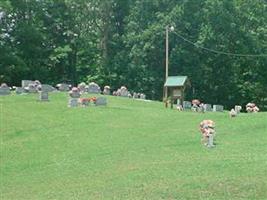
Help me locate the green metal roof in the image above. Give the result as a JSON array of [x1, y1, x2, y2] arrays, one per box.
[[164, 76, 188, 87]]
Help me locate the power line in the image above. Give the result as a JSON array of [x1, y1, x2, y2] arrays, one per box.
[[173, 31, 267, 58]]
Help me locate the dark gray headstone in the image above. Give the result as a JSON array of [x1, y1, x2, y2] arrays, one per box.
[[68, 98, 78, 107], [39, 91, 49, 101], [213, 105, 224, 112], [0, 87, 10, 95], [183, 101, 192, 109], [41, 84, 56, 92], [15, 87, 25, 94], [57, 83, 70, 91], [95, 97, 107, 106]]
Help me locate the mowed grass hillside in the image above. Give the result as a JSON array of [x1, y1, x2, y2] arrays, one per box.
[[1, 93, 267, 200]]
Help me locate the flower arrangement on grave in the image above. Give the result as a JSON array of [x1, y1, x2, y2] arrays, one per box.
[[199, 119, 216, 148], [246, 103, 259, 113]]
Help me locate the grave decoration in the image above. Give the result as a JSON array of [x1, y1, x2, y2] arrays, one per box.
[[199, 120, 216, 148], [246, 103, 259, 113], [191, 99, 200, 112], [78, 97, 96, 107]]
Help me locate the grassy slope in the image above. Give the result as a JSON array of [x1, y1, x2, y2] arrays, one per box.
[[0, 93, 267, 200]]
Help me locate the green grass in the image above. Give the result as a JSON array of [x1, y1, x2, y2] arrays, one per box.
[[1, 93, 267, 200]]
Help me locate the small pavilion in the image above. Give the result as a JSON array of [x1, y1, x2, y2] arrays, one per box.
[[164, 76, 190, 108]]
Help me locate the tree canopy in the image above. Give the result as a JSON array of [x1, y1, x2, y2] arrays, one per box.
[[0, 0, 266, 109]]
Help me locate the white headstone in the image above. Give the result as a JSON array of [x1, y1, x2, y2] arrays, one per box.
[[213, 105, 224, 112], [103, 86, 110, 95]]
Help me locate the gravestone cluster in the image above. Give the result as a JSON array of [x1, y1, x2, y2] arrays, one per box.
[[68, 87, 81, 107], [180, 99, 224, 113], [132, 92, 146, 100]]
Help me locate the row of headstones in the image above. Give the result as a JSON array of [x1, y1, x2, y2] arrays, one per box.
[[1, 81, 147, 101], [112, 86, 146, 99], [68, 88, 107, 107], [183, 101, 224, 112]]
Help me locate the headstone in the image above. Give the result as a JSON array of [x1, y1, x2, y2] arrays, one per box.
[[0, 83, 10, 95], [25, 83, 38, 93], [95, 97, 107, 106], [41, 84, 56, 92], [69, 87, 81, 98], [39, 91, 49, 101], [87, 82, 101, 94], [56, 83, 70, 91], [22, 80, 34, 88], [68, 98, 78, 107], [15, 87, 24, 94], [213, 105, 224, 112], [78, 82, 87, 93], [183, 101, 192, 109], [234, 105, 242, 114], [0, 87, 10, 95], [103, 86, 111, 95], [120, 86, 129, 97], [133, 92, 139, 99], [140, 93, 146, 99], [68, 87, 81, 107], [204, 104, 212, 112]]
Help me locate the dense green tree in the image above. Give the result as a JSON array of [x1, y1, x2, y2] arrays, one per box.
[[0, 0, 266, 109]]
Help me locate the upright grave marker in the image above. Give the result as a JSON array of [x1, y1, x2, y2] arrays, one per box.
[[213, 105, 224, 112], [68, 87, 81, 107], [0, 83, 10, 95]]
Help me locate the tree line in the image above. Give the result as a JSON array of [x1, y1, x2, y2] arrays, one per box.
[[0, 0, 266, 109]]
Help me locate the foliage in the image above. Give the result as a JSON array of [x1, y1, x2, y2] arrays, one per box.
[[0, 0, 266, 109]]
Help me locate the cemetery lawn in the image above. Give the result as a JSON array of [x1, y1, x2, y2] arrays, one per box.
[[1, 93, 267, 200]]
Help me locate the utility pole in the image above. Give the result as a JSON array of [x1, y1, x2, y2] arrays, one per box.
[[164, 25, 174, 100]]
